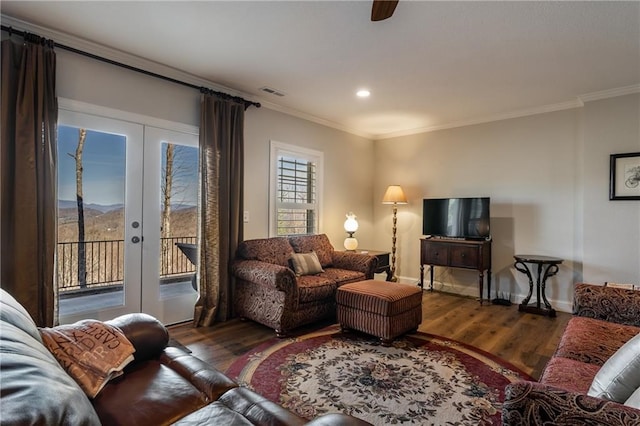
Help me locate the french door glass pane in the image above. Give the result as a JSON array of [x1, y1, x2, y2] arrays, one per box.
[[57, 125, 126, 315], [159, 142, 199, 300]]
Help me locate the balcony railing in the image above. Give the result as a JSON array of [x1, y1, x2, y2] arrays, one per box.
[[57, 236, 196, 293]]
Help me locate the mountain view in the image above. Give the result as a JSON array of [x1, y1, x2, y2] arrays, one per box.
[[58, 202, 197, 242]]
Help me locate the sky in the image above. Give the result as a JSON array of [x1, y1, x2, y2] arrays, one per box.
[[58, 125, 198, 207]]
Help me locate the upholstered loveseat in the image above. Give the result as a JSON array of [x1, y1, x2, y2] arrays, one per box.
[[502, 283, 640, 424], [0, 288, 370, 425], [232, 234, 377, 337]]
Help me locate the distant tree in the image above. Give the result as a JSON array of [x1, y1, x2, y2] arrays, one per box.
[[161, 143, 194, 274], [68, 129, 87, 288], [161, 143, 174, 239]]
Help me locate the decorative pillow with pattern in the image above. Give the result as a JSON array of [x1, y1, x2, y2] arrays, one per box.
[[290, 251, 324, 276]]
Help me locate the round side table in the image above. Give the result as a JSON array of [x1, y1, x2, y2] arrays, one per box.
[[514, 254, 563, 317]]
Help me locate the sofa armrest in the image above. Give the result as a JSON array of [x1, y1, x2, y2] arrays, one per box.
[[574, 283, 640, 327], [232, 259, 297, 293], [331, 251, 377, 278], [503, 381, 640, 425], [106, 313, 168, 362]]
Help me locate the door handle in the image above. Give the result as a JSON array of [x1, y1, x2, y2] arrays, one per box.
[[131, 236, 141, 244]]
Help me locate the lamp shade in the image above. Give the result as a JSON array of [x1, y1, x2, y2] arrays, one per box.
[[382, 185, 408, 204], [343, 212, 359, 250], [344, 212, 359, 233]]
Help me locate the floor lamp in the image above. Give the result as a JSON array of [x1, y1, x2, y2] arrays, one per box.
[[382, 185, 408, 282]]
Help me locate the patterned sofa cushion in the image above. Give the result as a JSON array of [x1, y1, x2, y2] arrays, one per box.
[[539, 357, 600, 393], [296, 275, 338, 303], [237, 237, 294, 267], [320, 268, 366, 286], [574, 283, 640, 327], [555, 316, 640, 366], [288, 234, 334, 268]]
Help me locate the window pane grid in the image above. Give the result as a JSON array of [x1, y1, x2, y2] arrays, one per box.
[[277, 157, 316, 205], [276, 155, 317, 236], [277, 208, 316, 235]]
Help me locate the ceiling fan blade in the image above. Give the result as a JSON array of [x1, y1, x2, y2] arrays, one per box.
[[371, 0, 399, 21]]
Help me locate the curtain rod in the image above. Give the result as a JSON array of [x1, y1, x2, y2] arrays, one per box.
[[1, 24, 261, 110]]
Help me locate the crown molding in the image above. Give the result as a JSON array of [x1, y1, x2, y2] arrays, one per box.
[[256, 99, 375, 140], [373, 99, 584, 140], [374, 84, 640, 140], [579, 84, 640, 103]]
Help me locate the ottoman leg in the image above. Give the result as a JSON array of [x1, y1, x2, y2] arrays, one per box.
[[381, 338, 392, 347]]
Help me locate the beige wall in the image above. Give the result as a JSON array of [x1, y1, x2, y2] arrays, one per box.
[[582, 94, 640, 284], [373, 94, 639, 311]]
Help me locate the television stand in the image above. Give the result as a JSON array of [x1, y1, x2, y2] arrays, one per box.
[[419, 238, 492, 304]]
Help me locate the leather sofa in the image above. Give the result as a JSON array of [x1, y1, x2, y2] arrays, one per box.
[[232, 234, 377, 337], [502, 283, 640, 424], [0, 288, 370, 425]]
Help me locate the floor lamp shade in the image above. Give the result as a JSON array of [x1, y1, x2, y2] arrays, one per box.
[[382, 185, 407, 281], [382, 185, 408, 205]]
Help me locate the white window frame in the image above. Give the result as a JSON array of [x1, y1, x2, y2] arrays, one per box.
[[269, 141, 323, 237]]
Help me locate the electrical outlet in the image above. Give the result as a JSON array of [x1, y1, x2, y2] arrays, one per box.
[[243, 211, 249, 223]]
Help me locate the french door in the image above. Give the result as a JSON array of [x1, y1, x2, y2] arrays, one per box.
[[57, 107, 199, 325]]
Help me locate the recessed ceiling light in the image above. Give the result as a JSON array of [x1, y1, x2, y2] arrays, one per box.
[[356, 89, 371, 98]]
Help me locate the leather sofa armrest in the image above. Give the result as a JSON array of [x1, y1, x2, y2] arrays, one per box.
[[331, 251, 377, 278], [106, 313, 168, 362], [305, 413, 372, 425], [160, 347, 237, 400], [574, 283, 640, 327], [231, 259, 297, 293], [503, 381, 640, 425]]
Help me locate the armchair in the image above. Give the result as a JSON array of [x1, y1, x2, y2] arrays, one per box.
[[232, 234, 376, 336]]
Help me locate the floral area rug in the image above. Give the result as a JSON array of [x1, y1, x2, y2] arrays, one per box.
[[226, 325, 532, 425]]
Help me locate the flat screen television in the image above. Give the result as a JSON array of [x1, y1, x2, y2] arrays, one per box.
[[422, 197, 490, 240]]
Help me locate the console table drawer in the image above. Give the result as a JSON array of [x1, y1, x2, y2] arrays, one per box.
[[450, 245, 479, 268], [422, 244, 449, 264]]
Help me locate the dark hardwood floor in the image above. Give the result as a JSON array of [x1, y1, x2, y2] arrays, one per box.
[[168, 290, 571, 380]]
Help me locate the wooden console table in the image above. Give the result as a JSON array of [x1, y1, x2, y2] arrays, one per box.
[[419, 238, 492, 304]]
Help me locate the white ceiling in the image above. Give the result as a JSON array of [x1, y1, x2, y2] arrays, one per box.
[[1, 1, 639, 139]]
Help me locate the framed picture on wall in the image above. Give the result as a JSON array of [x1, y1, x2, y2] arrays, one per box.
[[610, 152, 640, 200]]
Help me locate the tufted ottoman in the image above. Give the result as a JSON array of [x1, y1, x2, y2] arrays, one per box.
[[336, 280, 422, 346]]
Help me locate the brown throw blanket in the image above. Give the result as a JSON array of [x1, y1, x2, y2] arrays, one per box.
[[40, 320, 135, 398]]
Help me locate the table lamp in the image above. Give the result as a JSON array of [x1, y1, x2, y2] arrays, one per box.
[[343, 212, 359, 250]]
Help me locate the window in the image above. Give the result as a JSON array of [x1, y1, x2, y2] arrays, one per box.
[[270, 141, 323, 236]]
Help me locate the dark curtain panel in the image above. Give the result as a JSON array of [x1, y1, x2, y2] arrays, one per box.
[[194, 93, 244, 327], [1, 38, 58, 326]]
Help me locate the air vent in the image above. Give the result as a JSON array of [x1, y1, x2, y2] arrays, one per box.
[[260, 86, 286, 97]]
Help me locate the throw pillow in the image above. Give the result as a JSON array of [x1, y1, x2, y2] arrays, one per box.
[[588, 333, 640, 402], [625, 387, 640, 409], [40, 320, 136, 398], [290, 251, 324, 276]]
